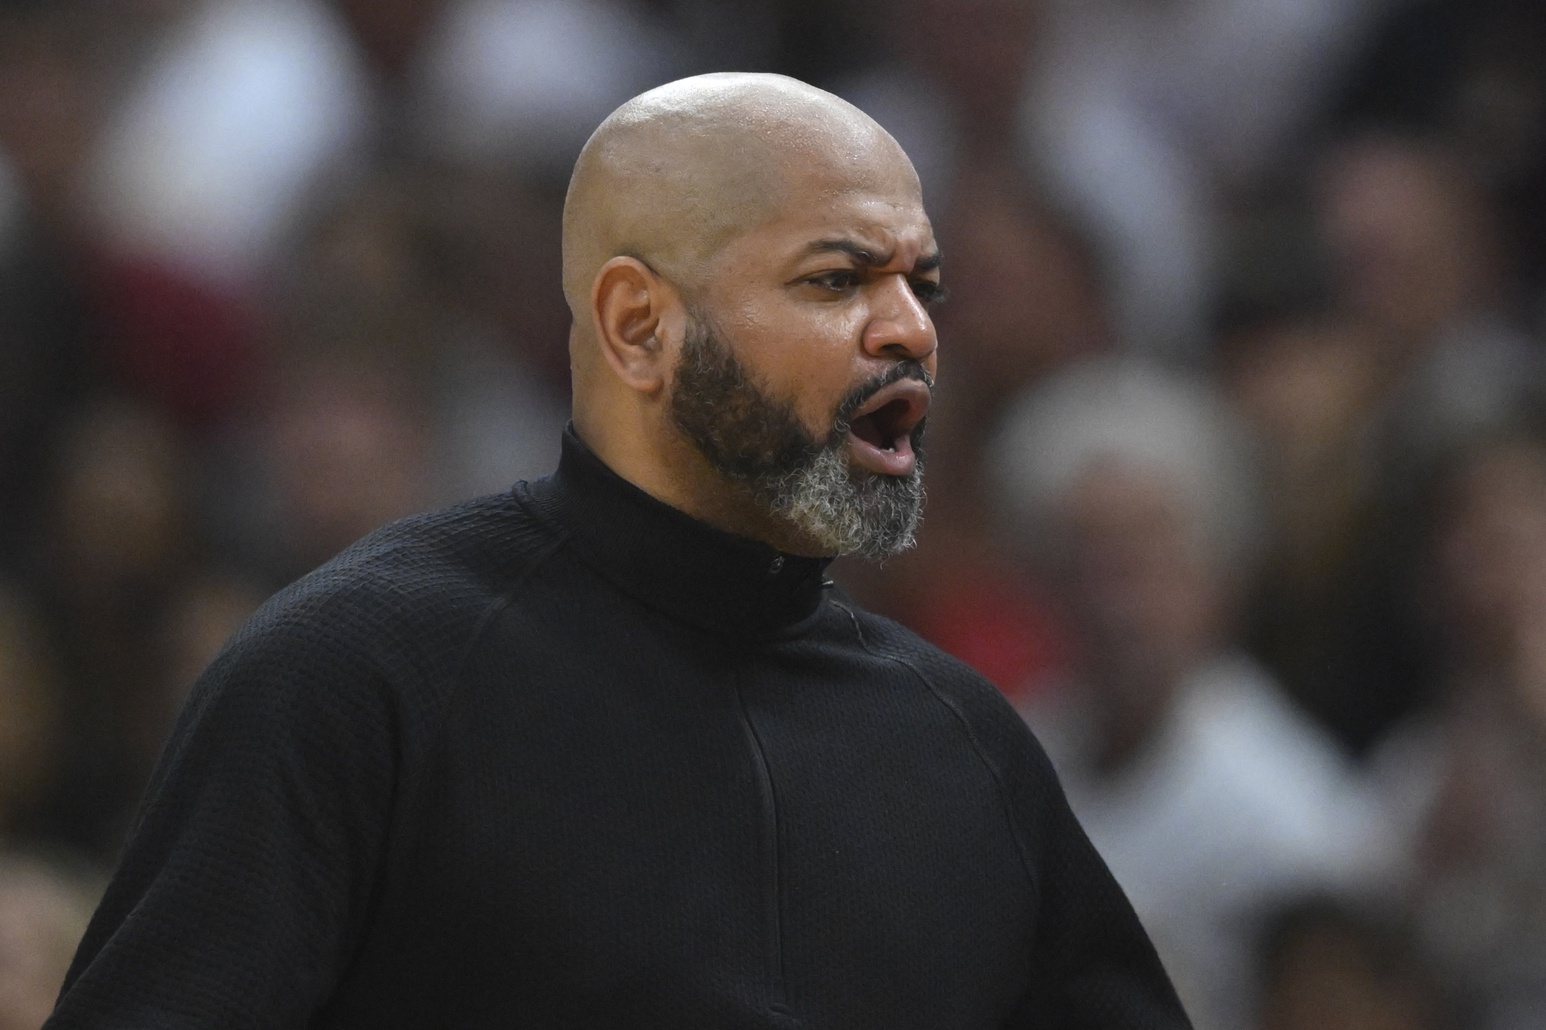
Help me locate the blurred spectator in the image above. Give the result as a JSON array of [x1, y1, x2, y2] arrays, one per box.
[[347, 162, 572, 495], [407, 0, 673, 170], [120, 570, 265, 781], [0, 2, 111, 230], [930, 162, 1111, 427], [1222, 134, 1542, 754], [1213, 206, 1426, 756], [837, 0, 1045, 208], [86, 0, 675, 288], [0, 1, 258, 576], [32, 397, 193, 654], [0, 589, 61, 847], [0, 3, 114, 576], [1253, 894, 1454, 1030], [1315, 133, 1539, 476], [1332, 0, 1546, 298], [990, 358, 1387, 1029], [257, 157, 568, 510], [1033, 0, 1396, 196], [0, 854, 98, 1030], [1020, 0, 1395, 360], [25, 396, 201, 857], [637, 0, 784, 75], [216, 349, 438, 589], [845, 0, 1395, 361], [84, 0, 370, 285], [403, 163, 572, 393], [1374, 428, 1546, 1028]]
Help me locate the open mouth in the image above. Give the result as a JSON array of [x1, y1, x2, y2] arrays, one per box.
[[846, 378, 930, 475]]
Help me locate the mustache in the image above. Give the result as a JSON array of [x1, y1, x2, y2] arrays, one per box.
[[832, 360, 934, 435]]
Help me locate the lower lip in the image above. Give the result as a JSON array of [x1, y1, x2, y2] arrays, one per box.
[[847, 432, 916, 476]]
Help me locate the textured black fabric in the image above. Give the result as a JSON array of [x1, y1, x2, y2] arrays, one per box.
[[46, 431, 1191, 1029]]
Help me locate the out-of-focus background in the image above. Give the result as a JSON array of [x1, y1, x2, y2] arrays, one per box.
[[1, 0, 1544, 1026]]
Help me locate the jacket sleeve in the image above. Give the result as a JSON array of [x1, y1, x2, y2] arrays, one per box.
[[977, 707, 1192, 1029], [852, 611, 1193, 1029], [44, 591, 408, 1030], [1011, 741, 1193, 1028]]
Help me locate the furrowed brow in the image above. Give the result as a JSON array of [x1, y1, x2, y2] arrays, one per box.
[[801, 239, 890, 266], [801, 239, 943, 274]]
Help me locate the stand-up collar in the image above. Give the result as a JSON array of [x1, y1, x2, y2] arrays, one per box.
[[523, 429, 833, 638]]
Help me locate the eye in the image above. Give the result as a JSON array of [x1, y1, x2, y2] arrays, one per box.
[[806, 269, 861, 292], [911, 279, 948, 307]]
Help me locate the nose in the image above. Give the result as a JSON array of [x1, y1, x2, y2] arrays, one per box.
[[861, 274, 937, 364]]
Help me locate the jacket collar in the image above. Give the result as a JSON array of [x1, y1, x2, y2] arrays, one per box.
[[524, 428, 833, 638]]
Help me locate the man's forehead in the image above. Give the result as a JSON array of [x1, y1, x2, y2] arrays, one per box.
[[753, 190, 938, 265], [562, 73, 932, 305]]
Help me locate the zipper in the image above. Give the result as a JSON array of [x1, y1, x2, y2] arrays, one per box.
[[733, 673, 789, 1013]]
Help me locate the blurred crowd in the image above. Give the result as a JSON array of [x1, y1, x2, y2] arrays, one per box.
[[2, 0, 1545, 1026]]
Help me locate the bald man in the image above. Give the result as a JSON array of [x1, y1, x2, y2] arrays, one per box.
[[45, 75, 1189, 1029]]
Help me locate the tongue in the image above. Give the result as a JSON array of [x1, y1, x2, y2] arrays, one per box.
[[847, 424, 915, 475]]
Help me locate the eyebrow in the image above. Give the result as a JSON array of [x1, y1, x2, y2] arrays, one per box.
[[801, 238, 943, 273]]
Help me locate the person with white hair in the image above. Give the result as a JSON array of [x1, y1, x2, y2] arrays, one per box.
[[989, 357, 1390, 1030], [0, 854, 98, 1030]]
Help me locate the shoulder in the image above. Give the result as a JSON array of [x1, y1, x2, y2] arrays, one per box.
[[827, 594, 1055, 774], [246, 492, 555, 661], [188, 491, 562, 737], [828, 595, 995, 691]]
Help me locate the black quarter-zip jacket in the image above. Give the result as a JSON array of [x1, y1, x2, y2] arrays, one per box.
[[46, 431, 1190, 1029]]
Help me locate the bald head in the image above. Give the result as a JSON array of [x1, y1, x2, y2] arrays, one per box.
[[560, 74, 938, 554], [562, 73, 913, 323]]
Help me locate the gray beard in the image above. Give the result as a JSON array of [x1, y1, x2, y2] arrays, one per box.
[[668, 313, 927, 559]]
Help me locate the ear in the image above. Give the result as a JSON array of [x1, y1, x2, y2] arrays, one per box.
[[590, 256, 681, 396]]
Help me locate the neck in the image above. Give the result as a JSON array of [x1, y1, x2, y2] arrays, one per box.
[[572, 414, 824, 557], [529, 430, 834, 638]]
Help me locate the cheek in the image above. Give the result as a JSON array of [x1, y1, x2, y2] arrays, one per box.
[[725, 312, 868, 421]]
